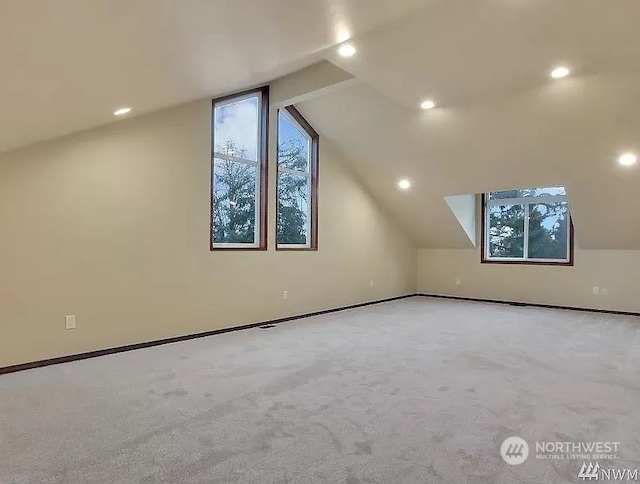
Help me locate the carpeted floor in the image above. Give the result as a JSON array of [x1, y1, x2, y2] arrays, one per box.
[[1, 296, 640, 483]]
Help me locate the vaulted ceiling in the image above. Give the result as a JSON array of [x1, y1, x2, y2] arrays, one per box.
[[0, 0, 427, 152], [2, 0, 640, 249], [299, 0, 640, 249]]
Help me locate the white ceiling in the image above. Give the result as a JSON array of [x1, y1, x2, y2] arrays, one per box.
[[0, 0, 427, 152], [3, 0, 640, 249], [300, 0, 640, 249]]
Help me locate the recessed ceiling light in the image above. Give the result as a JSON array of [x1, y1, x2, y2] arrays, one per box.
[[550, 66, 570, 79], [398, 179, 411, 190], [113, 107, 132, 116], [338, 44, 356, 57], [618, 153, 637, 166], [420, 100, 436, 110]]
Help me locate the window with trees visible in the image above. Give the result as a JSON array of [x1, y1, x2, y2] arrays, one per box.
[[211, 87, 268, 250], [276, 106, 319, 249], [483, 187, 573, 264]]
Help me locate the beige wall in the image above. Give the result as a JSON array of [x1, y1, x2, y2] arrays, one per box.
[[0, 100, 416, 368], [418, 249, 640, 313]]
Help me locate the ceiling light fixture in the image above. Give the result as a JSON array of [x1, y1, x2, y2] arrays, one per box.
[[338, 44, 356, 57], [420, 100, 436, 110], [618, 153, 637, 166], [113, 107, 132, 116], [550, 66, 570, 79], [398, 179, 411, 190]]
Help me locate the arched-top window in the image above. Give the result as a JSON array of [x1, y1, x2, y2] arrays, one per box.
[[276, 106, 319, 250]]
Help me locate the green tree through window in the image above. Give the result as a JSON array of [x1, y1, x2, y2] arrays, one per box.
[[277, 140, 309, 245], [485, 187, 571, 263], [211, 88, 267, 249], [213, 141, 257, 244], [276, 107, 318, 249]]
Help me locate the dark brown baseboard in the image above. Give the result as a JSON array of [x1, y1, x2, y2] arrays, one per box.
[[419, 293, 640, 317], [0, 294, 417, 376]]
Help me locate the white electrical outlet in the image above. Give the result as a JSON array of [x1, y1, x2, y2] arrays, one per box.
[[369, 280, 374, 287], [65, 315, 76, 330], [592, 286, 599, 295], [283, 290, 288, 300], [602, 287, 608, 295], [455, 278, 461, 286]]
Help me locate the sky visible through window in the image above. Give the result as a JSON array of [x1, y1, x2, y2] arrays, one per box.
[[277, 110, 312, 246], [278, 111, 309, 164], [211, 96, 315, 247], [212, 96, 261, 245], [214, 97, 259, 160], [490, 187, 566, 230], [487, 186, 570, 261]]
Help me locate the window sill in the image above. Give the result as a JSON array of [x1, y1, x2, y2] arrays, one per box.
[[210, 246, 267, 251], [481, 258, 573, 267]]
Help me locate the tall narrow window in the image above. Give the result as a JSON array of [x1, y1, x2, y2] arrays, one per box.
[[211, 87, 268, 250], [276, 106, 319, 250], [482, 186, 573, 265]]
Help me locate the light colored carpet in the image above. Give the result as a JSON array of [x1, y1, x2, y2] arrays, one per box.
[[1, 297, 640, 483]]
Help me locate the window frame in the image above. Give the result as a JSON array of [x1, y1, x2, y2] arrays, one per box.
[[210, 86, 269, 251], [481, 192, 574, 266], [275, 105, 319, 251]]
